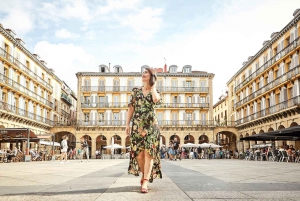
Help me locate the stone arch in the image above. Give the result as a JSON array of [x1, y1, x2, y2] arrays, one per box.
[[217, 131, 237, 151], [184, 134, 195, 144], [246, 133, 250, 137], [259, 130, 264, 134], [112, 135, 122, 154], [96, 135, 107, 151], [170, 135, 180, 143], [198, 135, 209, 143], [239, 134, 243, 139], [278, 125, 285, 130], [268, 127, 274, 132], [290, 122, 298, 127], [252, 131, 256, 135], [82, 134, 92, 158], [0, 125, 5, 128], [55, 131, 76, 150], [160, 135, 166, 146]]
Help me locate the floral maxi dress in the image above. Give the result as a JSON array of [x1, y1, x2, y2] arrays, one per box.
[[128, 87, 162, 182]]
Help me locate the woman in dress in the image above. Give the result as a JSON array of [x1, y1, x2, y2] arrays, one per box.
[[126, 67, 162, 193]]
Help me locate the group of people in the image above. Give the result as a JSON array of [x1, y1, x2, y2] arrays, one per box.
[[0, 147, 18, 162], [59, 135, 90, 164], [244, 144, 300, 162]]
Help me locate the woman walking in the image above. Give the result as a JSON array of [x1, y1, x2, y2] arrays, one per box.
[[126, 67, 162, 193], [59, 135, 68, 164]]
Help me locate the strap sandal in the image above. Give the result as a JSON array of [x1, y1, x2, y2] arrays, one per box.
[[141, 179, 149, 193]]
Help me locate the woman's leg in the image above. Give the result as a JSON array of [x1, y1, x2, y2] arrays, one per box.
[[136, 151, 145, 181], [142, 151, 153, 189]]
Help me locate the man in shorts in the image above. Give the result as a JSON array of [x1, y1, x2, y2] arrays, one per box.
[[79, 137, 89, 163], [173, 137, 181, 161]]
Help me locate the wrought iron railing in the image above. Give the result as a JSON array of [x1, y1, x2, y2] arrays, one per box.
[[236, 95, 300, 125], [235, 65, 299, 108], [80, 102, 209, 108], [0, 101, 53, 125], [235, 36, 300, 92], [0, 47, 53, 92], [81, 86, 209, 93], [0, 73, 54, 108]]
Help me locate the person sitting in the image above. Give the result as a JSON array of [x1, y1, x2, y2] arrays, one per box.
[[7, 147, 17, 162]]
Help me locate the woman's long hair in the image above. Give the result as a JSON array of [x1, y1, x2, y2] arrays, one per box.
[[145, 67, 157, 86]]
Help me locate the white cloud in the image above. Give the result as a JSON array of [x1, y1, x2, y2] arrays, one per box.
[[119, 7, 163, 41], [107, 0, 300, 103], [34, 41, 96, 91], [63, 0, 92, 21], [0, 0, 34, 36], [55, 29, 80, 39], [84, 30, 97, 40], [97, 0, 141, 14]]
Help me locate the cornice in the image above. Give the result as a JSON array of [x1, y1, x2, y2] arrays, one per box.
[[76, 72, 215, 78], [227, 13, 300, 85], [0, 26, 62, 83]]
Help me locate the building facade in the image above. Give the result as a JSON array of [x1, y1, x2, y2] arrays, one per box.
[[213, 93, 228, 126], [70, 64, 214, 157], [227, 9, 300, 150], [0, 24, 76, 151]]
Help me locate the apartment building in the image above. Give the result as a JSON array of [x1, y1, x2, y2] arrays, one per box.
[[213, 93, 229, 126], [0, 24, 76, 151], [74, 64, 214, 156], [227, 9, 300, 149]]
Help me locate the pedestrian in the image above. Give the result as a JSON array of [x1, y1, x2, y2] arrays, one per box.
[[73, 148, 77, 159], [160, 146, 165, 159], [79, 137, 89, 163], [59, 135, 68, 164], [168, 141, 174, 161], [126, 67, 162, 193], [173, 137, 181, 161]]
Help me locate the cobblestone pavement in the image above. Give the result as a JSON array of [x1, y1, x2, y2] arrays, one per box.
[[0, 159, 299, 201]]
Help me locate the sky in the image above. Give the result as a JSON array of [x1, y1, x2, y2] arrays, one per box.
[[0, 0, 299, 104]]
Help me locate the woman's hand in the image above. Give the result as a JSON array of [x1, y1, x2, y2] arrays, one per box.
[[125, 125, 131, 136]]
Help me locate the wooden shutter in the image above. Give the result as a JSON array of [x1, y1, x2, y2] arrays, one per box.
[[295, 29, 298, 39], [206, 96, 209, 103], [283, 87, 287, 101], [290, 33, 294, 43], [295, 54, 299, 68], [281, 41, 284, 51], [293, 84, 298, 97]]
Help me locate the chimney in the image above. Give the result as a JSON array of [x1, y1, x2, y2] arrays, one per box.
[[16, 38, 25, 46], [40, 60, 47, 66], [164, 64, 167, 72], [33, 54, 41, 60], [5, 29, 16, 37]]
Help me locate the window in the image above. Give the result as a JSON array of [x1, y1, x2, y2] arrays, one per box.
[[98, 113, 104, 122], [184, 67, 191, 73], [84, 113, 89, 122], [101, 67, 105, 72], [114, 67, 120, 73], [170, 67, 176, 73]]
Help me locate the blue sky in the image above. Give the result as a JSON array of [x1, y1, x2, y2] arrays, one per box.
[[0, 0, 299, 103]]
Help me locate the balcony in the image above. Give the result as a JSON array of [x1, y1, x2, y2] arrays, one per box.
[[0, 101, 53, 126], [236, 95, 300, 126], [61, 93, 72, 105], [53, 120, 217, 127], [0, 47, 53, 92], [235, 36, 300, 92], [235, 65, 299, 108], [61, 109, 70, 118], [81, 102, 209, 109], [0, 73, 54, 108], [81, 86, 209, 93], [156, 103, 209, 109]]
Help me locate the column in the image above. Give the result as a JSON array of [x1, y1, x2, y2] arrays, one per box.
[[91, 137, 96, 159]]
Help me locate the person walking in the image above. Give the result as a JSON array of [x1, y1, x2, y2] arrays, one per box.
[[79, 137, 89, 163], [126, 67, 162, 193], [59, 135, 68, 164], [173, 137, 181, 161]]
